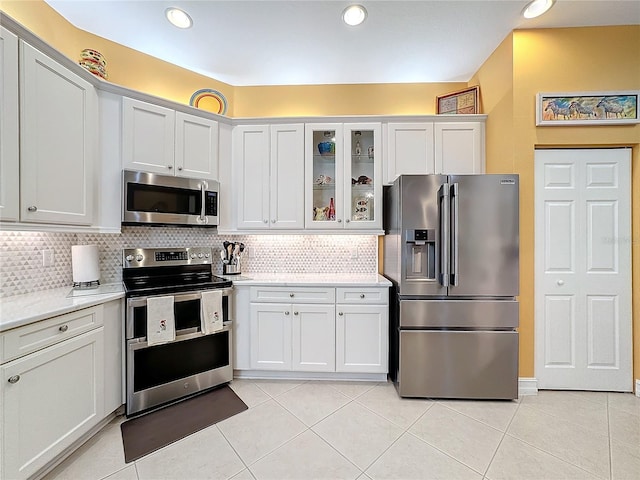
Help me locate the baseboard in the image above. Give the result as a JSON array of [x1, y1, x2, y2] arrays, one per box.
[[636, 379, 640, 397], [233, 369, 387, 382], [518, 377, 538, 396]]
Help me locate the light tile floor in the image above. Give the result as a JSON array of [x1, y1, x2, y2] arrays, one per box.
[[43, 380, 640, 480]]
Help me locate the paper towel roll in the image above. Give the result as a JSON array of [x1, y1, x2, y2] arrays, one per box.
[[71, 245, 100, 283]]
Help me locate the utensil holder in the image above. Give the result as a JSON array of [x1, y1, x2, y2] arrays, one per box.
[[223, 262, 240, 275]]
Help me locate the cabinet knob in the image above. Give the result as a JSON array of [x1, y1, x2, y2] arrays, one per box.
[[178, 166, 183, 171], [8, 375, 20, 384], [345, 219, 350, 223], [272, 220, 276, 223], [167, 165, 173, 170], [27, 206, 37, 212], [337, 219, 342, 223], [557, 280, 565, 286], [59, 325, 69, 333], [360, 294, 365, 299], [294, 311, 299, 315], [289, 293, 294, 297], [264, 220, 268, 223], [284, 311, 290, 315], [338, 312, 343, 316]]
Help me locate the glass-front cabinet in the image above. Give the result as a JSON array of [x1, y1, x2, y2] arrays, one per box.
[[305, 123, 381, 230]]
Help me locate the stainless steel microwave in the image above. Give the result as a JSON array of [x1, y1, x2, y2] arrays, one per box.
[[122, 170, 219, 227]]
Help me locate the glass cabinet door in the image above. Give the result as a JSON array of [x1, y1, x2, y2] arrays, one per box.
[[305, 124, 344, 228], [344, 123, 381, 229]]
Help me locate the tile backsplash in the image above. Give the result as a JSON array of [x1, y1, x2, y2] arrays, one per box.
[[0, 228, 379, 298]]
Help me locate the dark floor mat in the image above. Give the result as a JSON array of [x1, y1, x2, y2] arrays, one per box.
[[120, 385, 248, 463]]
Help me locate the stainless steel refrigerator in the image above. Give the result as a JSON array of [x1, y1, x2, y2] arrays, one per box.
[[383, 174, 519, 399]]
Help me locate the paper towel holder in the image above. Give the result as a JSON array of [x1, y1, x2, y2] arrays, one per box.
[[71, 244, 101, 289]]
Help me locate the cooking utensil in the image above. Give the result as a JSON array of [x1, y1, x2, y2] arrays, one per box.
[[220, 249, 228, 264]]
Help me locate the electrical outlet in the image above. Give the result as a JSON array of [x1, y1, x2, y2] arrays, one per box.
[[246, 246, 254, 258], [350, 247, 358, 259], [42, 249, 54, 267]]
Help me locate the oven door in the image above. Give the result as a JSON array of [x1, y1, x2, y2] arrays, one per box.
[[126, 325, 233, 416]]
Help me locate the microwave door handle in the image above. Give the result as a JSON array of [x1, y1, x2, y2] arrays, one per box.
[[438, 183, 450, 287], [199, 182, 207, 222], [451, 182, 459, 286]]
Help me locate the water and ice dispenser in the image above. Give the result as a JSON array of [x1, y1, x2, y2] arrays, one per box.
[[404, 229, 436, 280]]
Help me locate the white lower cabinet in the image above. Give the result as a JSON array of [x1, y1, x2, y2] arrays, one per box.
[[250, 302, 335, 372], [0, 300, 123, 480], [244, 285, 388, 376], [1, 328, 104, 480]]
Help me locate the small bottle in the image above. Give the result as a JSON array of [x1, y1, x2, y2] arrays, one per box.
[[328, 197, 336, 221]]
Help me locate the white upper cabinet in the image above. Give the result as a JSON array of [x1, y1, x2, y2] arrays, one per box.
[[122, 97, 219, 180], [0, 27, 19, 222], [385, 122, 435, 184], [305, 123, 382, 231], [234, 124, 304, 230], [175, 112, 219, 179], [19, 41, 97, 225], [434, 121, 485, 174]]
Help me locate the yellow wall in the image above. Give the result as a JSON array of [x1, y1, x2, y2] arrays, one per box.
[[473, 25, 640, 384]]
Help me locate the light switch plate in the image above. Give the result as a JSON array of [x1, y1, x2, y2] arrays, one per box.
[[42, 249, 54, 267]]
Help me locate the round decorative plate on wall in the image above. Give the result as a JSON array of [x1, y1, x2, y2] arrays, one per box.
[[189, 89, 228, 115]]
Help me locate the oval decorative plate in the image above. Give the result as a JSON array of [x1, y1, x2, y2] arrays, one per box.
[[189, 88, 228, 115]]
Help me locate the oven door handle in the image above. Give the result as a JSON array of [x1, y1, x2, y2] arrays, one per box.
[[127, 321, 232, 348], [126, 287, 233, 308]]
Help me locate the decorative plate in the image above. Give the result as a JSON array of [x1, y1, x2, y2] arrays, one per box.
[[189, 89, 228, 115]]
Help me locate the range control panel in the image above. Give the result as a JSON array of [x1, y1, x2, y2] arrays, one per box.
[[123, 247, 212, 268]]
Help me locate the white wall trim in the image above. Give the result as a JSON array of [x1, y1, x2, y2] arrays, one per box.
[[635, 379, 640, 397], [519, 377, 538, 396]]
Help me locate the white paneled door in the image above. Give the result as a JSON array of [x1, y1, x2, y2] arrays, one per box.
[[534, 148, 632, 391]]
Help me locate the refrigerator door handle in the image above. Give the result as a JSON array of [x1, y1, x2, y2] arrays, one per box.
[[451, 182, 459, 286], [438, 183, 450, 287]]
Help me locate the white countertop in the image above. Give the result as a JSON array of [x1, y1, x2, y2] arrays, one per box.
[[0, 274, 390, 333], [219, 273, 392, 287], [0, 284, 125, 333]]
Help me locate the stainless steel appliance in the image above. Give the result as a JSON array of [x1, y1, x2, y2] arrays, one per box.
[[122, 170, 219, 227], [383, 174, 519, 399], [123, 247, 233, 416]]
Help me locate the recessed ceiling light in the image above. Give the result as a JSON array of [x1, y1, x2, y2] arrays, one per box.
[[342, 5, 367, 26], [165, 7, 193, 29], [522, 0, 556, 19]]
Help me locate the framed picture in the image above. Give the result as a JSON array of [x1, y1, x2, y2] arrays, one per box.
[[436, 86, 479, 114], [536, 91, 639, 126]]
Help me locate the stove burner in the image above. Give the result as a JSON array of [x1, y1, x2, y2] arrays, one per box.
[[122, 247, 232, 297]]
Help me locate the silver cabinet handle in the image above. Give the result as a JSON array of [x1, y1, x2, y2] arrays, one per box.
[[284, 311, 290, 315], [167, 165, 173, 170], [8, 375, 20, 384], [345, 219, 350, 223], [59, 325, 69, 332], [264, 220, 268, 223], [337, 219, 342, 223], [338, 312, 343, 316], [360, 294, 365, 299], [27, 206, 37, 212], [272, 220, 276, 223], [289, 293, 294, 298], [557, 280, 565, 285], [294, 311, 298, 315], [178, 166, 183, 171]]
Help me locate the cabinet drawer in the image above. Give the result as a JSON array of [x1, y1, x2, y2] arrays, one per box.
[[336, 287, 388, 304], [2, 305, 104, 363], [250, 286, 335, 303]]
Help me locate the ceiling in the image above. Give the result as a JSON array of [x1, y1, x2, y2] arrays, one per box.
[[44, 0, 640, 86]]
